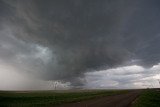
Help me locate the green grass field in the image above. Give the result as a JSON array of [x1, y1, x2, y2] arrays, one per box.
[[132, 89, 160, 107], [0, 90, 128, 107]]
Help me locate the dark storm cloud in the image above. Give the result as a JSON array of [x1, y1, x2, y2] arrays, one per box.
[[1, 0, 160, 86]]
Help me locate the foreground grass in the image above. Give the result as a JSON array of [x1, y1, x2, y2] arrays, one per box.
[[132, 89, 160, 107], [0, 90, 128, 107]]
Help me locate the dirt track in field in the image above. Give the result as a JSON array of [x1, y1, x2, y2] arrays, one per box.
[[55, 90, 141, 107]]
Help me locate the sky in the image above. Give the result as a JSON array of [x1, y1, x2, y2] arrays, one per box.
[[0, 0, 160, 90]]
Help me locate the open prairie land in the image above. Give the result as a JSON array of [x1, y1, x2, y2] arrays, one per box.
[[0, 90, 129, 107], [131, 89, 160, 107], [1, 89, 160, 107]]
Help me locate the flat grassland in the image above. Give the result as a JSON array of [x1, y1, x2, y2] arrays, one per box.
[[0, 90, 128, 107], [132, 89, 160, 107]]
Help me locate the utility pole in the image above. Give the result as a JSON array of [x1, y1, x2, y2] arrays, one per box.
[[54, 81, 57, 90], [158, 79, 160, 85]]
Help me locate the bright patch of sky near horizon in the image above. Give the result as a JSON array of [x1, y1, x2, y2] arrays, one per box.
[[0, 63, 160, 90]]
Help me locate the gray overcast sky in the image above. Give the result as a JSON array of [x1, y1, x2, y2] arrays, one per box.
[[0, 0, 160, 90]]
